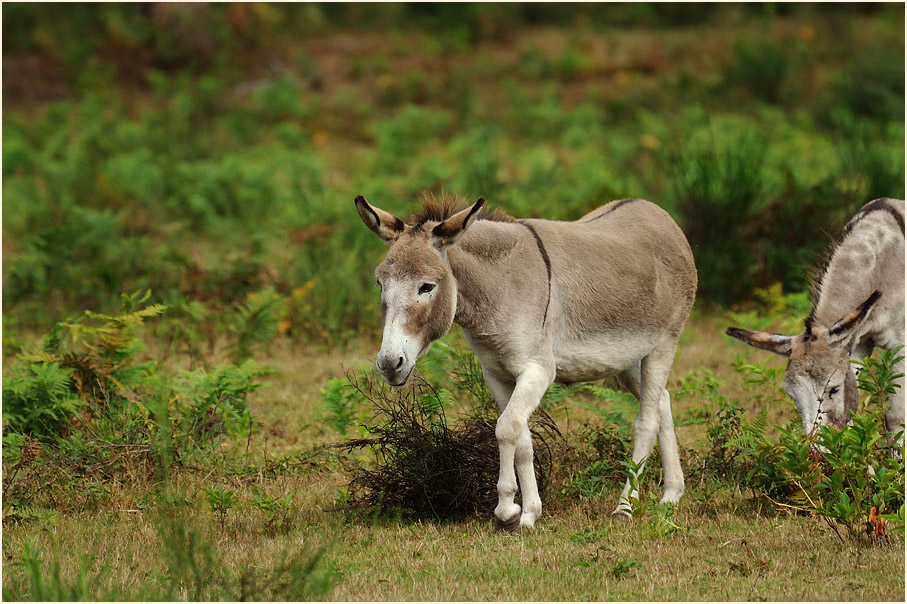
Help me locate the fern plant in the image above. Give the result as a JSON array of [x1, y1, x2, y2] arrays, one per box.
[[227, 287, 286, 363], [727, 404, 771, 452], [3, 291, 165, 439], [2, 292, 274, 521], [2, 362, 83, 438], [320, 377, 361, 437], [170, 360, 266, 455]]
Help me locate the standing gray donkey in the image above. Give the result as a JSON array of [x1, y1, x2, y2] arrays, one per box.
[[727, 198, 905, 450], [356, 194, 697, 529]]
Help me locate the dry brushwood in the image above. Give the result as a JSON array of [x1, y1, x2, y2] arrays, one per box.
[[340, 370, 564, 521]]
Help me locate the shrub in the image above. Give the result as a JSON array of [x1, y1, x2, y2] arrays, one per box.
[[835, 120, 906, 202], [2, 363, 84, 440], [2, 291, 166, 439], [203, 485, 237, 529], [834, 43, 905, 121], [368, 105, 453, 170], [252, 486, 297, 535], [340, 370, 563, 522], [723, 37, 801, 104], [320, 376, 363, 437], [667, 120, 774, 304], [559, 423, 634, 501], [724, 347, 905, 544], [170, 360, 266, 458]]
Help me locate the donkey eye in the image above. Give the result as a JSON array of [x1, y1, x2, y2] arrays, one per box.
[[418, 283, 436, 295], [829, 386, 840, 397]]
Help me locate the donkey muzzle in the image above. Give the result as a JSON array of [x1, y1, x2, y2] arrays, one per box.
[[376, 350, 414, 387]]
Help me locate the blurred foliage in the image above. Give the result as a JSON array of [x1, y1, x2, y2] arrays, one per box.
[[2, 2, 904, 343]]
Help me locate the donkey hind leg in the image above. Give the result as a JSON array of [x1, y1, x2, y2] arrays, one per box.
[[612, 363, 642, 519], [612, 389, 684, 518], [613, 339, 683, 519], [489, 365, 552, 531], [656, 388, 684, 504]]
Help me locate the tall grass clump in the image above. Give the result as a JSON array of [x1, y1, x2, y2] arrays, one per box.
[[723, 37, 801, 105], [2, 511, 333, 601], [834, 119, 906, 203], [833, 43, 905, 122]]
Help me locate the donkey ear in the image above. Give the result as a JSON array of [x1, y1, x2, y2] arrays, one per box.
[[430, 197, 486, 250], [827, 290, 881, 349], [725, 327, 795, 356], [355, 195, 407, 243]]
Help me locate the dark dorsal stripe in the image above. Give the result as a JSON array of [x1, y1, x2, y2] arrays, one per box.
[[582, 198, 640, 223], [518, 221, 551, 327], [858, 198, 905, 235], [807, 199, 904, 328]]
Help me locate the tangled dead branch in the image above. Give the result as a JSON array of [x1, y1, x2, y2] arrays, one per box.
[[341, 370, 564, 521]]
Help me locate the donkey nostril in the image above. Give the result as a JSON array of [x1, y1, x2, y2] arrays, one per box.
[[396, 356, 404, 369]]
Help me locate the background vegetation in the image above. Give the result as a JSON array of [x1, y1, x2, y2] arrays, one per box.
[[3, 3, 904, 601]]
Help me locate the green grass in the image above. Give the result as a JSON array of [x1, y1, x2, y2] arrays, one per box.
[[3, 459, 904, 602], [3, 4, 905, 601], [3, 316, 904, 601]]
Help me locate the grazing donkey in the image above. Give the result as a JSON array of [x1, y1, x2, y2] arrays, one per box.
[[356, 194, 697, 529], [726, 198, 905, 450]]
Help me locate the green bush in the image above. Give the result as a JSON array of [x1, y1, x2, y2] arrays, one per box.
[[3, 363, 84, 440], [667, 121, 774, 304], [723, 37, 802, 104], [834, 43, 905, 121], [724, 348, 905, 544]]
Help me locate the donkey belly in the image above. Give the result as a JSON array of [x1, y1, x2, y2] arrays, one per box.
[[553, 333, 658, 384]]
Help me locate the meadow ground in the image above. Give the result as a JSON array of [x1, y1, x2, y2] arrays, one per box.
[[3, 314, 905, 601], [3, 4, 904, 601]]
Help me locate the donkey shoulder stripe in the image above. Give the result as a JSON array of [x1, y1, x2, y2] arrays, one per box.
[[517, 220, 552, 327]]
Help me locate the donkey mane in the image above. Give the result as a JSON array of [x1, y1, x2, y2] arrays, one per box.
[[410, 193, 515, 228], [806, 198, 905, 330]]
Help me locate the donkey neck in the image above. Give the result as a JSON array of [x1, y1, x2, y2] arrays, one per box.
[[446, 220, 542, 334], [809, 207, 902, 330]]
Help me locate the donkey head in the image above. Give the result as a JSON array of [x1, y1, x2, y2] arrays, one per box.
[[726, 291, 881, 435], [355, 195, 485, 386]]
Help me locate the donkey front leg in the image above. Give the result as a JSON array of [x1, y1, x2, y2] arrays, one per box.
[[491, 364, 553, 531]]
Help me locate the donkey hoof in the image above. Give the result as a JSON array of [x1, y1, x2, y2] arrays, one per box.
[[611, 509, 633, 523], [519, 514, 537, 530], [659, 491, 683, 506], [494, 514, 521, 533]]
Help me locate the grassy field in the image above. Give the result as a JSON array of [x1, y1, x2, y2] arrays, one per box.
[[2, 4, 905, 601], [2, 317, 904, 601], [3, 312, 904, 601]]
